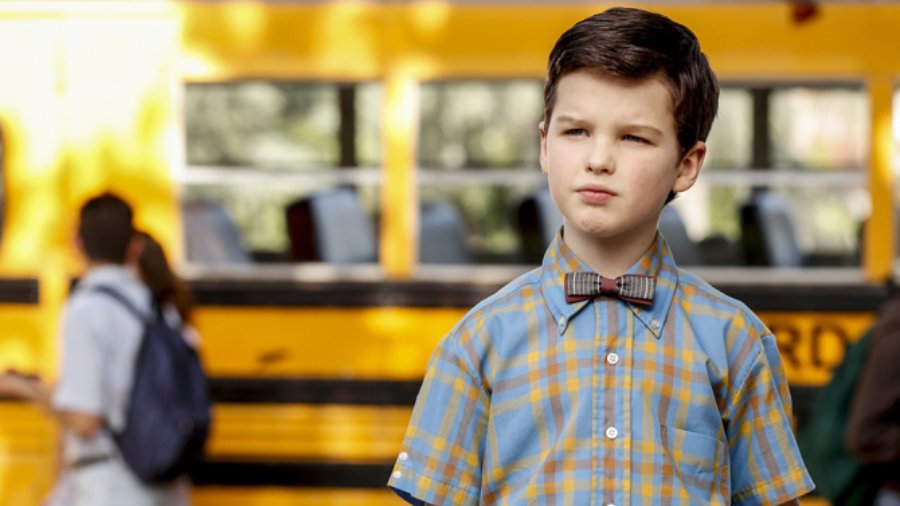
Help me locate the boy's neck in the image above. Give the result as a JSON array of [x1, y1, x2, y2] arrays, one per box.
[[562, 226, 657, 278], [85, 260, 135, 274]]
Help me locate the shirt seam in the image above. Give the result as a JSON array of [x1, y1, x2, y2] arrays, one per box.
[[721, 341, 764, 423], [447, 333, 489, 398], [731, 466, 813, 505], [392, 467, 481, 505]]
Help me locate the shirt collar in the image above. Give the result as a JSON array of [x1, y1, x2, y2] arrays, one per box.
[[539, 228, 679, 338], [77, 264, 141, 290]]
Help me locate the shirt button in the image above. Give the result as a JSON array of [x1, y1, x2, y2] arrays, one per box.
[[605, 426, 618, 440], [398, 452, 408, 462], [606, 353, 619, 365], [651, 319, 661, 329], [558, 316, 566, 326], [391, 470, 402, 480]]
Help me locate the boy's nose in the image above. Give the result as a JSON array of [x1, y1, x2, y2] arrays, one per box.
[[586, 140, 614, 174]]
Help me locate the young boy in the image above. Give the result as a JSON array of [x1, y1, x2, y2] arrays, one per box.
[[388, 7, 814, 506]]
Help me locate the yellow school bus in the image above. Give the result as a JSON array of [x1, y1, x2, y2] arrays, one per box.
[[0, 1, 896, 504]]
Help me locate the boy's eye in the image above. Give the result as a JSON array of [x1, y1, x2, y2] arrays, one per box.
[[623, 134, 649, 144], [563, 128, 587, 136]]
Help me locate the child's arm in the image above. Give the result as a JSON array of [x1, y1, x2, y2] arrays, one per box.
[[388, 335, 490, 506], [0, 371, 104, 438], [0, 371, 44, 400], [726, 333, 815, 505]]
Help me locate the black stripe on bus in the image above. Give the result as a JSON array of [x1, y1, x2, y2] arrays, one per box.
[[189, 279, 500, 308], [191, 459, 392, 488], [189, 278, 891, 312], [718, 283, 891, 313], [0, 277, 39, 304], [209, 377, 421, 406]]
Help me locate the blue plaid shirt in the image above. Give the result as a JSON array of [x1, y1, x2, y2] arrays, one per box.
[[389, 232, 814, 505]]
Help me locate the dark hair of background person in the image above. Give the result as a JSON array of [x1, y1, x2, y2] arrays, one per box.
[[543, 7, 720, 156], [138, 231, 194, 325], [78, 192, 134, 264]]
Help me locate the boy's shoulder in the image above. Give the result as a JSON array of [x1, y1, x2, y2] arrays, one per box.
[[468, 266, 543, 318], [443, 267, 543, 338], [674, 267, 769, 335]]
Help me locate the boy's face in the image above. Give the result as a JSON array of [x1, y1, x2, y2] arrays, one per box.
[[539, 70, 705, 249]]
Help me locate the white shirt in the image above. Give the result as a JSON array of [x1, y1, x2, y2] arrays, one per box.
[[52, 265, 151, 465]]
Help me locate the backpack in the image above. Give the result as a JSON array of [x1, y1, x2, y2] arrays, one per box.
[[796, 327, 886, 506], [93, 286, 212, 483]]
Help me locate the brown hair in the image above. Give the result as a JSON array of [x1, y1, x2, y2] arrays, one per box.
[[543, 7, 719, 154], [137, 231, 194, 324]]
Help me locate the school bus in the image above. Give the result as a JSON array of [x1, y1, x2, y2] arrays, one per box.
[[0, 1, 896, 504]]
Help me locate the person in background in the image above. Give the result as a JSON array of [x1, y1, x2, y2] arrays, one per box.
[[388, 7, 813, 505], [0, 192, 188, 505], [136, 230, 199, 348], [134, 230, 198, 505], [847, 290, 900, 506]]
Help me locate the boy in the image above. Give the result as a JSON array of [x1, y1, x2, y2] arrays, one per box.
[[388, 7, 814, 506]]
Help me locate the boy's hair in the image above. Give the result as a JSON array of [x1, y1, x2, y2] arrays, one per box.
[[543, 7, 719, 154], [78, 192, 134, 264]]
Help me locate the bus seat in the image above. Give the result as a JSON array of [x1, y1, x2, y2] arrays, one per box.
[[658, 206, 702, 266], [285, 188, 377, 264], [740, 190, 803, 267], [516, 187, 563, 264], [419, 201, 470, 264], [182, 200, 253, 265]]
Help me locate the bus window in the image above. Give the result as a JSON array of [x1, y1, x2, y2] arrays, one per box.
[[418, 79, 544, 264], [676, 84, 868, 267], [416, 81, 869, 269], [183, 82, 382, 264]]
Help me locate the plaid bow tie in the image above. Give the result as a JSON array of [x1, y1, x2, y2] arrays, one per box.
[[565, 272, 656, 306]]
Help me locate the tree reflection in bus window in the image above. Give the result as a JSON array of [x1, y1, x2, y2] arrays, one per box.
[[418, 80, 544, 264], [675, 85, 867, 267], [183, 82, 382, 263]]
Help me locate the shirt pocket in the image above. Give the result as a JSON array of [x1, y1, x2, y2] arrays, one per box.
[[659, 424, 725, 504]]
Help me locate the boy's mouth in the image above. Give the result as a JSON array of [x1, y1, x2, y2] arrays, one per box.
[[576, 185, 617, 204]]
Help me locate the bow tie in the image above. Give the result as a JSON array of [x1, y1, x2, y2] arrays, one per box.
[[565, 272, 656, 306]]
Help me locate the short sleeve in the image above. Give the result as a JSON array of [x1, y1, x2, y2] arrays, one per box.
[[52, 303, 105, 415], [726, 334, 815, 505], [388, 335, 489, 506]]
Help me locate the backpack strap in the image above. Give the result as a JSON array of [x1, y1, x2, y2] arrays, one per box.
[[90, 286, 153, 326]]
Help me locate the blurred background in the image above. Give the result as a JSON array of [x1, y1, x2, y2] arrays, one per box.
[[0, 1, 897, 504]]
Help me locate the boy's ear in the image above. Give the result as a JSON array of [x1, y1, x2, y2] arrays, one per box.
[[672, 140, 706, 194], [538, 120, 549, 175]]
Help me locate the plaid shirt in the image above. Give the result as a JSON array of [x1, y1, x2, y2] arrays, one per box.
[[389, 233, 814, 506]]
